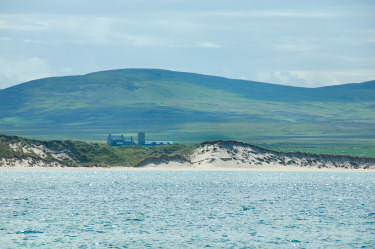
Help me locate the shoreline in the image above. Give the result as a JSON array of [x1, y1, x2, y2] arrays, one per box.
[[2, 136, 374, 172], [1, 165, 375, 172]]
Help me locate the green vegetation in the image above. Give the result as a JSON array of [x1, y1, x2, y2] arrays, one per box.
[[267, 145, 375, 158], [1, 134, 374, 170], [0, 134, 194, 167], [0, 69, 374, 152]]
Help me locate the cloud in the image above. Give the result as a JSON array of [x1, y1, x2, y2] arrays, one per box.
[[197, 42, 222, 49], [0, 14, 50, 31], [0, 14, 171, 47], [198, 10, 338, 19], [22, 39, 45, 43], [255, 11, 338, 18], [0, 1, 373, 88], [0, 57, 53, 89], [256, 70, 375, 87], [275, 40, 315, 52], [362, 38, 375, 44], [0, 37, 11, 41]]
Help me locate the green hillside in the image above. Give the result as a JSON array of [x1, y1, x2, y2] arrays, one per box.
[[0, 69, 374, 151]]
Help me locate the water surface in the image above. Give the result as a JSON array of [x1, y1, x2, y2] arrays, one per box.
[[0, 171, 374, 248]]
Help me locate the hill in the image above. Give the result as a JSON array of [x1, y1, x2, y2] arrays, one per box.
[[0, 69, 374, 151]]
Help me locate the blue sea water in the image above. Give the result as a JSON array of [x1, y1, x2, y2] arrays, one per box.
[[0, 171, 374, 248]]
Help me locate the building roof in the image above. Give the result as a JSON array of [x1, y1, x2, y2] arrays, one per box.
[[109, 135, 133, 141], [145, 141, 173, 145]]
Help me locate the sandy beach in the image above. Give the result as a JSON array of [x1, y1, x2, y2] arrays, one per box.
[[1, 162, 375, 172]]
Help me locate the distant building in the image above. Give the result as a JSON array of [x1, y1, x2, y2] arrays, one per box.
[[107, 132, 172, 146], [139, 132, 173, 145], [145, 141, 173, 145], [107, 134, 136, 146], [138, 132, 146, 145]]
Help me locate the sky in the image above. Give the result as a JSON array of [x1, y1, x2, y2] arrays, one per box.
[[0, 0, 374, 89]]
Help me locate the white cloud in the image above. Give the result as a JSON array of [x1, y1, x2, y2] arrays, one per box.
[[0, 14, 50, 31], [0, 57, 53, 89], [125, 35, 152, 46], [0, 37, 11, 41], [198, 10, 338, 19], [256, 70, 375, 87], [197, 41, 222, 48], [22, 39, 45, 43], [275, 40, 315, 52], [363, 38, 375, 44], [255, 11, 338, 18], [56, 67, 73, 76], [0, 14, 171, 47]]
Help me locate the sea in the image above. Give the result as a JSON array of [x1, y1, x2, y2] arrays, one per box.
[[0, 171, 374, 248]]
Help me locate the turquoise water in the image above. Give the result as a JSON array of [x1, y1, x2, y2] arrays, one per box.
[[0, 171, 374, 248]]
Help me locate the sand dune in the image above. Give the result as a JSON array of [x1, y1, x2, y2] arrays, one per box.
[[1, 140, 375, 171]]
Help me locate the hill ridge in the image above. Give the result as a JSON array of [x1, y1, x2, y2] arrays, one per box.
[[3, 68, 374, 91]]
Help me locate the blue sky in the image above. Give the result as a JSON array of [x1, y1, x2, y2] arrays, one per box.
[[0, 0, 374, 88]]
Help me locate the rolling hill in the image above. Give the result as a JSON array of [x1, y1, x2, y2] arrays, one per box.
[[0, 69, 374, 150]]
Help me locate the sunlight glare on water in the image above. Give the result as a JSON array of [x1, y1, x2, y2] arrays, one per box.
[[0, 171, 374, 248]]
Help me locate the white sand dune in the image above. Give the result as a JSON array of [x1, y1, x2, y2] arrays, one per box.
[[135, 141, 375, 172]]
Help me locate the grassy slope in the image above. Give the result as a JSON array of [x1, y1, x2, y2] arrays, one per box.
[[0, 69, 374, 152], [0, 134, 194, 167]]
